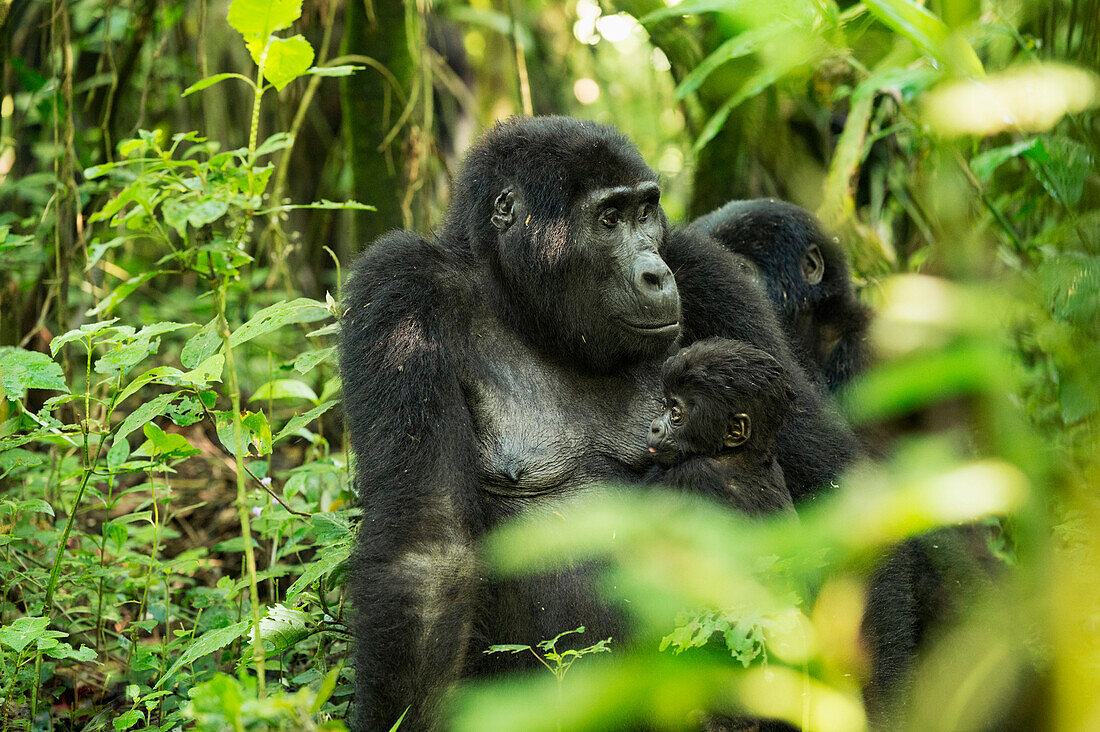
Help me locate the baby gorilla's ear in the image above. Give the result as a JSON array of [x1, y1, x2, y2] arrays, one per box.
[[491, 186, 516, 230], [724, 413, 751, 448]]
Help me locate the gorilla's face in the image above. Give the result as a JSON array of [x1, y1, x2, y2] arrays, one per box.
[[492, 180, 681, 372], [578, 181, 681, 342]]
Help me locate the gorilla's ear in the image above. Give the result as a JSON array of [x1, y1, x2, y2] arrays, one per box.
[[801, 244, 825, 285], [724, 413, 751, 448], [491, 186, 517, 231]]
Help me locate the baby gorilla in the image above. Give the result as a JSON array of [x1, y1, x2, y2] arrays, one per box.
[[647, 338, 797, 518]]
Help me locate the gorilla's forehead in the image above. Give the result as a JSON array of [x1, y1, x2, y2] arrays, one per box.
[[455, 116, 658, 212]]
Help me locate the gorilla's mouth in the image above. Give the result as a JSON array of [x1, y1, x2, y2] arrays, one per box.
[[618, 319, 680, 337]]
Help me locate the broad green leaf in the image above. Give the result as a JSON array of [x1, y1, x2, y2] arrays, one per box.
[[293, 346, 335, 374], [252, 604, 312, 655], [114, 366, 184, 406], [0, 449, 47, 479], [285, 542, 351, 600], [0, 349, 69, 397], [155, 620, 251, 688], [230, 298, 329, 348], [182, 72, 254, 97], [112, 709, 143, 731], [216, 410, 272, 456], [94, 336, 159, 377], [252, 378, 317, 402], [182, 354, 225, 388], [249, 34, 315, 92], [107, 437, 131, 471], [163, 198, 229, 236], [18, 498, 54, 516], [112, 392, 177, 442], [0, 616, 50, 653], [274, 400, 337, 443], [227, 0, 302, 38], [182, 318, 223, 369]]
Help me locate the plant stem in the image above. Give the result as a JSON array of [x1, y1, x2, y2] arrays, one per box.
[[216, 283, 266, 695]]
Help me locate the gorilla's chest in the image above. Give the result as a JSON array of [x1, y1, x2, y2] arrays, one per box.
[[463, 330, 662, 497]]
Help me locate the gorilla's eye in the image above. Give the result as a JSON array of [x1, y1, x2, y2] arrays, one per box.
[[669, 404, 684, 425], [601, 209, 622, 228], [639, 204, 652, 222]]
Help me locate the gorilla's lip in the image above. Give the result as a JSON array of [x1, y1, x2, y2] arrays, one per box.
[[618, 319, 681, 336]]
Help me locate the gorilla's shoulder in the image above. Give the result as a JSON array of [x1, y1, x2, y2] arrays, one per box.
[[341, 231, 467, 339]]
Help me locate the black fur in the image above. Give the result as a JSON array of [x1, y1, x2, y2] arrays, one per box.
[[645, 338, 796, 519], [691, 199, 872, 392], [340, 117, 859, 730]]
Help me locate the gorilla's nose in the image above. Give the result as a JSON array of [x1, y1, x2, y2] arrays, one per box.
[[632, 255, 678, 307]]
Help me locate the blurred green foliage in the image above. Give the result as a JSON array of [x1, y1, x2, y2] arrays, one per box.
[[0, 0, 1098, 729]]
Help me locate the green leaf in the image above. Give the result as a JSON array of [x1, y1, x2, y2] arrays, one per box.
[[18, 498, 54, 516], [309, 665, 342, 714], [0, 349, 69, 397], [216, 410, 272, 456], [293, 346, 335, 374], [182, 72, 255, 97], [0, 615, 50, 653], [674, 25, 779, 100], [274, 400, 337, 442], [155, 620, 252, 688], [162, 198, 229, 236], [253, 604, 312, 655], [250, 34, 315, 92], [252, 378, 317, 402], [107, 438, 131, 472], [50, 319, 125, 356], [113, 392, 178, 442], [114, 366, 184, 406], [112, 709, 143, 731], [182, 318, 223, 369], [285, 542, 351, 600], [1027, 134, 1092, 206], [227, 0, 303, 39], [969, 138, 1040, 181], [230, 298, 329, 348], [693, 65, 786, 153], [94, 335, 159, 377], [254, 132, 295, 157], [87, 271, 167, 317], [182, 354, 225, 388], [864, 0, 983, 75]]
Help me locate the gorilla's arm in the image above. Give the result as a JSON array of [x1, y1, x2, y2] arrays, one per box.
[[341, 232, 479, 732], [662, 228, 859, 501]]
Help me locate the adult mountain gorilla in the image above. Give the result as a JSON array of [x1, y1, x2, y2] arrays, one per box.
[[340, 117, 857, 730]]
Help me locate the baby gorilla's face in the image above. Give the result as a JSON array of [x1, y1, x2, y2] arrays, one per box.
[[647, 387, 752, 467], [647, 394, 689, 466]]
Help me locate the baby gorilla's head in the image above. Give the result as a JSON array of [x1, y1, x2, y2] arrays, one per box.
[[647, 338, 793, 467]]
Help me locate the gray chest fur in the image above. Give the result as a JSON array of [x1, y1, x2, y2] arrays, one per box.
[[463, 326, 662, 497]]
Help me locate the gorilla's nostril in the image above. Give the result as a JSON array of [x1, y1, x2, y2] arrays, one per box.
[[642, 271, 661, 289]]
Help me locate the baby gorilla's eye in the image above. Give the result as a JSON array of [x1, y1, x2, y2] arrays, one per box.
[[601, 209, 621, 228], [638, 204, 652, 222], [669, 405, 684, 425]]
